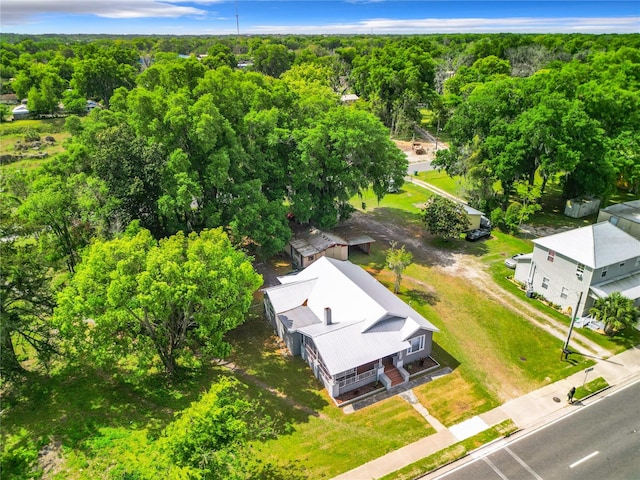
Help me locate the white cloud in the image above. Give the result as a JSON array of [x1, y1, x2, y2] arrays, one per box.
[[1, 0, 219, 25], [247, 16, 640, 34]]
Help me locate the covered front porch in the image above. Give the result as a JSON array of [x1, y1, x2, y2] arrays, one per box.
[[302, 339, 410, 399]]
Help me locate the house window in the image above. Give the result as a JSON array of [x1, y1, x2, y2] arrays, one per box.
[[576, 263, 585, 280], [407, 335, 425, 355], [547, 250, 555, 262], [601, 266, 608, 278], [561, 287, 569, 299], [609, 216, 619, 226], [619, 262, 625, 268], [542, 277, 550, 289]]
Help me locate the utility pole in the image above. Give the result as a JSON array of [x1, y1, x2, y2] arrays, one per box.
[[562, 291, 583, 359], [234, 0, 240, 54]]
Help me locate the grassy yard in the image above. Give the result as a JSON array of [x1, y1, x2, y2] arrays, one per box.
[[414, 170, 467, 199], [228, 313, 436, 478], [1, 118, 70, 172], [354, 182, 433, 223], [379, 419, 518, 480], [4, 158, 636, 479]]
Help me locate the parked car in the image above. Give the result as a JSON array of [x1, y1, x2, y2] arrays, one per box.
[[504, 253, 525, 269], [465, 228, 491, 242]]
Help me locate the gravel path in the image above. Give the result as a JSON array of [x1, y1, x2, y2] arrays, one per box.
[[344, 210, 609, 359]]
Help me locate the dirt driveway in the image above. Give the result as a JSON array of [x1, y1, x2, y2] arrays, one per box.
[[343, 210, 608, 360]]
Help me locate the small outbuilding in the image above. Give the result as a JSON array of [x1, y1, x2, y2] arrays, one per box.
[[287, 227, 374, 269]]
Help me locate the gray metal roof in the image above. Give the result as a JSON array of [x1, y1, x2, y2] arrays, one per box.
[[289, 229, 348, 257], [277, 306, 321, 331], [463, 204, 484, 216], [590, 272, 640, 301], [345, 234, 375, 246], [601, 200, 640, 224], [533, 222, 640, 268], [263, 257, 439, 375], [266, 278, 317, 314]]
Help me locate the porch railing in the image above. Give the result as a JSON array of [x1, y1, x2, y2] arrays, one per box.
[[337, 368, 376, 388]]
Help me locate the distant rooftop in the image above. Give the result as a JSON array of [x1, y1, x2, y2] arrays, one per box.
[[601, 200, 640, 224]]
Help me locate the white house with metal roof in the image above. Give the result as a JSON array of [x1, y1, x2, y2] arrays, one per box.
[[263, 256, 439, 399], [514, 222, 640, 316]]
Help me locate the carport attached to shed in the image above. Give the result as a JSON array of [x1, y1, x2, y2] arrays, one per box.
[[345, 234, 375, 254]]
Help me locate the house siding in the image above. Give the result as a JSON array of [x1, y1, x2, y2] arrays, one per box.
[[401, 331, 434, 365], [467, 214, 481, 230], [521, 243, 640, 316], [527, 246, 593, 315]]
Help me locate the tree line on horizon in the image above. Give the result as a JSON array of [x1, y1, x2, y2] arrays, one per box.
[[1, 31, 639, 480]]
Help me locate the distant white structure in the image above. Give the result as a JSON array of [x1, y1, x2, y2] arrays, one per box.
[[340, 93, 359, 104]]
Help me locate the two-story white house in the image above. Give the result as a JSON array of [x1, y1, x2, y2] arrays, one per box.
[[514, 222, 640, 316]]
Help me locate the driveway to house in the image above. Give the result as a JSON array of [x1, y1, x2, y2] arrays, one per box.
[[342, 210, 609, 360]]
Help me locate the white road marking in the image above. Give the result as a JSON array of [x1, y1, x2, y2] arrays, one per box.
[[505, 447, 544, 480], [483, 457, 509, 480], [569, 451, 599, 469]]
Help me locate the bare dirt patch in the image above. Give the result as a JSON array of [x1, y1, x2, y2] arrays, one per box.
[[38, 440, 64, 479]]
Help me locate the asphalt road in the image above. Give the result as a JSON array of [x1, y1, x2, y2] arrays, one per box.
[[408, 161, 433, 174], [431, 380, 640, 480]]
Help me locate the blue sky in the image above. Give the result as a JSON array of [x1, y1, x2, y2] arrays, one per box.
[[3, 1, 639, 35]]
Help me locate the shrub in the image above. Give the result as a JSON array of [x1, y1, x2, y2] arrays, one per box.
[[23, 129, 40, 142]]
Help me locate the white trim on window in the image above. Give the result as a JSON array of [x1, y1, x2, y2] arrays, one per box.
[[547, 250, 555, 262], [407, 335, 425, 355], [542, 277, 550, 289], [576, 263, 585, 280], [561, 287, 569, 299], [601, 266, 608, 278]]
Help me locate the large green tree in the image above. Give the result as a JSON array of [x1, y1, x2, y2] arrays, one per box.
[[163, 377, 275, 479], [0, 238, 56, 379], [291, 107, 407, 228], [54, 225, 262, 377], [422, 196, 470, 240]]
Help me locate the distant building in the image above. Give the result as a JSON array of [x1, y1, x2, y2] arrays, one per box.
[[11, 104, 29, 120], [0, 94, 19, 105], [340, 93, 359, 104], [597, 200, 640, 241]]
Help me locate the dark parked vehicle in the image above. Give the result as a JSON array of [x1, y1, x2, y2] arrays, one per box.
[[465, 228, 491, 242]]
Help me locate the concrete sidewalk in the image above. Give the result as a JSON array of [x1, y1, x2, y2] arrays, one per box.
[[331, 346, 640, 480]]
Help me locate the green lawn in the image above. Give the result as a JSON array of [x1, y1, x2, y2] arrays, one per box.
[[415, 170, 467, 199], [1, 118, 70, 172], [379, 419, 517, 480], [354, 182, 433, 221], [5, 166, 636, 479], [228, 313, 436, 479]]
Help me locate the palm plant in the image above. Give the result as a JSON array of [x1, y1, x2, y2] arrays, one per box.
[[589, 292, 639, 336]]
